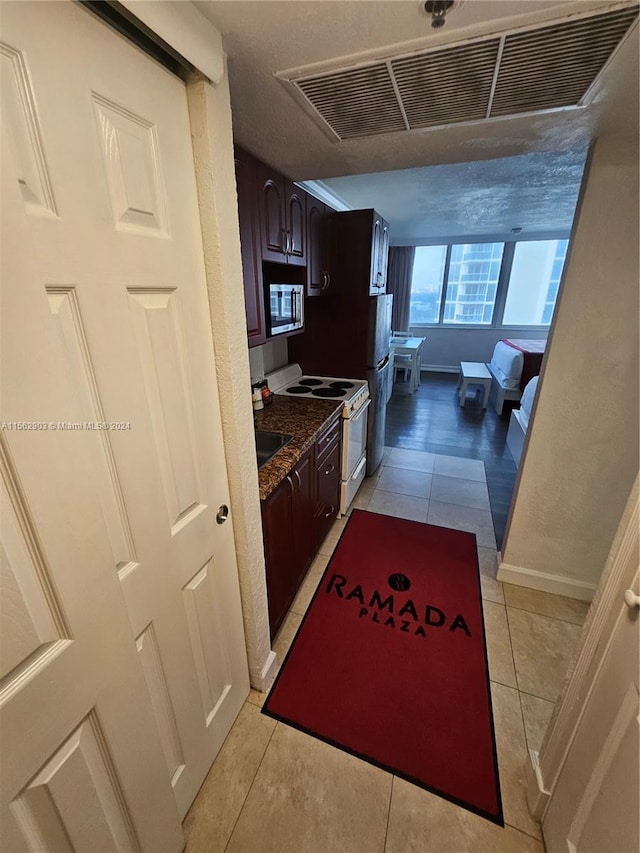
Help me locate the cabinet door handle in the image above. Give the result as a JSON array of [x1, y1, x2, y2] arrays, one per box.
[[325, 504, 335, 518], [324, 464, 335, 475], [286, 230, 292, 255], [286, 474, 294, 493], [281, 227, 287, 254], [294, 468, 301, 489]]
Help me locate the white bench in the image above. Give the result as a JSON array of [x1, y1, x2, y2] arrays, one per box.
[[485, 361, 523, 415], [458, 362, 492, 409]]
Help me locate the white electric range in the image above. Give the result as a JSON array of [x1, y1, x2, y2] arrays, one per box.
[[266, 364, 370, 514]]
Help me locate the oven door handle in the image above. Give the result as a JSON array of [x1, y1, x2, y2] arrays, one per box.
[[351, 456, 367, 481], [350, 398, 371, 423]]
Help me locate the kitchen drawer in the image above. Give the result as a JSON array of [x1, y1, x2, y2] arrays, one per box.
[[316, 416, 341, 463], [316, 439, 341, 546]]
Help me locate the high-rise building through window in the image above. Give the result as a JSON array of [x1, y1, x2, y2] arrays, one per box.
[[444, 243, 504, 325]]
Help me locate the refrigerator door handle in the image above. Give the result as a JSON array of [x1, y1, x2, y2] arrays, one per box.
[[377, 354, 390, 371]]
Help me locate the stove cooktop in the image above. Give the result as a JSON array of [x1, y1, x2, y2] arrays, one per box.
[[266, 365, 369, 410], [283, 378, 359, 399]]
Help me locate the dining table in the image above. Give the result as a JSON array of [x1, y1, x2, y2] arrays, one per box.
[[390, 335, 425, 393]]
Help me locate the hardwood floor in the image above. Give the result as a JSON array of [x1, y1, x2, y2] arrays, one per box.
[[384, 371, 517, 549]]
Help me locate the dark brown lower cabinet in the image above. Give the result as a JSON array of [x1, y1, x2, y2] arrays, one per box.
[[261, 421, 342, 639], [315, 423, 341, 547], [260, 471, 295, 638]]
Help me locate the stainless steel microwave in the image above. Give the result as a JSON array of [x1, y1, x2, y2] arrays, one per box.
[[266, 283, 304, 337]]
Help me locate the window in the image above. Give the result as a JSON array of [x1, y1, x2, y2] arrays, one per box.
[[407, 237, 568, 328], [444, 243, 504, 325], [409, 245, 447, 324], [502, 240, 568, 326]]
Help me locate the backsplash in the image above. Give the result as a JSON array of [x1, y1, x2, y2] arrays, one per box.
[[248, 338, 289, 381]]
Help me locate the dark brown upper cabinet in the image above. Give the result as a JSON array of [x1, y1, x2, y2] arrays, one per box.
[[256, 163, 306, 267], [306, 197, 333, 296], [233, 146, 266, 348]]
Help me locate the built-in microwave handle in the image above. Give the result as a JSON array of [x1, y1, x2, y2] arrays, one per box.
[[293, 288, 303, 324]]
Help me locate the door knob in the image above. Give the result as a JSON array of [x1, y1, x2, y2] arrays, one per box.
[[216, 504, 229, 524], [623, 589, 640, 608]]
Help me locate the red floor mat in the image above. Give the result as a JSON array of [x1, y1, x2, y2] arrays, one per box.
[[263, 509, 503, 825]]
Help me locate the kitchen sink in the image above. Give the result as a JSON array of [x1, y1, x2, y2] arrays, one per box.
[[255, 430, 293, 469]]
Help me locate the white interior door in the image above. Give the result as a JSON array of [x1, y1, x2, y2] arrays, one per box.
[[1, 1, 249, 842], [542, 555, 639, 849]]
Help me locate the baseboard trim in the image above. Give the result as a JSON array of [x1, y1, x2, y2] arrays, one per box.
[[526, 748, 550, 820], [497, 561, 596, 602], [422, 364, 459, 374], [252, 650, 278, 692]]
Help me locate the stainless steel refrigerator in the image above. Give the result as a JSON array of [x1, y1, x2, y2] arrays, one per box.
[[365, 294, 393, 474], [287, 208, 394, 477], [289, 290, 393, 476]]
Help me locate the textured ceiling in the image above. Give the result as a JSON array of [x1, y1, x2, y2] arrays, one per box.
[[313, 150, 588, 241], [196, 0, 638, 177], [195, 0, 637, 240]]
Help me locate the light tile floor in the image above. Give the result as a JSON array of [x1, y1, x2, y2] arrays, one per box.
[[184, 450, 590, 853]]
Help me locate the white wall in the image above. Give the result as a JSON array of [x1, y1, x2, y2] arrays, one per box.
[[187, 72, 276, 691], [410, 325, 547, 371], [499, 132, 639, 598]]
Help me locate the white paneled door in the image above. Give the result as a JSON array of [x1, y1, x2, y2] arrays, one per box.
[[542, 569, 639, 853], [541, 489, 639, 853], [0, 3, 249, 849]]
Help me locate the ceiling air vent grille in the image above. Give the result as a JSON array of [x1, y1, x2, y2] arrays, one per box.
[[491, 6, 640, 116], [297, 64, 405, 139], [285, 5, 638, 140], [392, 39, 501, 128]]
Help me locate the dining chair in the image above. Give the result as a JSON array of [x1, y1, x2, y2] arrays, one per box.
[[392, 351, 414, 384]]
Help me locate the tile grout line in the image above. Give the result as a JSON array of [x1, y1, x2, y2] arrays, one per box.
[[503, 605, 522, 694], [372, 485, 432, 502], [503, 605, 542, 783], [222, 720, 279, 853], [491, 674, 558, 706], [489, 676, 522, 696], [517, 687, 556, 704], [503, 601, 588, 627], [504, 820, 545, 843], [383, 776, 395, 852]]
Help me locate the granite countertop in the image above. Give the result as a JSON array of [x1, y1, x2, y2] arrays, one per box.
[[254, 395, 342, 500]]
